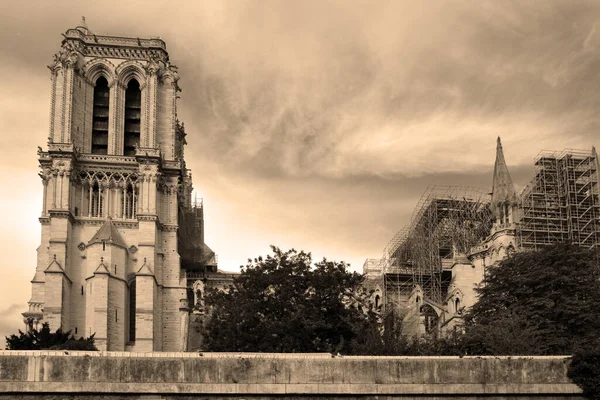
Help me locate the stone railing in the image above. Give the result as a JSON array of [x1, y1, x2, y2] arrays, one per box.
[[64, 29, 167, 50], [77, 154, 137, 164]]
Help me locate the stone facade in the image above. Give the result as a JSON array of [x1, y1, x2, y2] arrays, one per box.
[[22, 20, 231, 351]]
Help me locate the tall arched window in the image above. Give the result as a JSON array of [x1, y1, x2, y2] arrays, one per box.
[[129, 280, 136, 342], [92, 77, 110, 154], [124, 79, 141, 156], [124, 183, 136, 219], [90, 182, 102, 217]]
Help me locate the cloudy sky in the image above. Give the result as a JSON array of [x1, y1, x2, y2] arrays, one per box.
[[0, 0, 599, 344]]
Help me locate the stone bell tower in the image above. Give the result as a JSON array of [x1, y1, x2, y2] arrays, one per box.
[[22, 19, 200, 352]]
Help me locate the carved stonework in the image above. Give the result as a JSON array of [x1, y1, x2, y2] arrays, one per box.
[[48, 210, 74, 221], [49, 41, 83, 73], [162, 225, 178, 233], [137, 214, 158, 222], [78, 242, 87, 251], [136, 147, 161, 158]]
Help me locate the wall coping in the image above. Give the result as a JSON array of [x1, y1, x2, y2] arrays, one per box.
[[0, 351, 574, 359]]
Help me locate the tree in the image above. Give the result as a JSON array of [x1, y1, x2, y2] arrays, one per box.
[[6, 323, 97, 351], [203, 247, 376, 354], [463, 243, 600, 355], [568, 338, 600, 400]]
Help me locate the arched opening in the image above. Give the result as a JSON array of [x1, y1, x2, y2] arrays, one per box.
[[92, 77, 110, 154], [124, 79, 141, 156], [124, 183, 136, 219], [129, 280, 136, 342], [90, 181, 102, 217], [186, 287, 194, 309], [455, 297, 461, 313], [195, 289, 202, 307], [421, 304, 439, 337], [375, 295, 380, 309]]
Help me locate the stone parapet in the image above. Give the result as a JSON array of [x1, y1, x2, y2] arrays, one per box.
[[0, 352, 582, 397]]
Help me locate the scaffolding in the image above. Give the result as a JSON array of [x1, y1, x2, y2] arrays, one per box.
[[178, 198, 218, 272], [382, 186, 493, 305], [518, 149, 600, 250]]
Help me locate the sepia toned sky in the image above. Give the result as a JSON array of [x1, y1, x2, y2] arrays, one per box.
[[0, 0, 599, 344]]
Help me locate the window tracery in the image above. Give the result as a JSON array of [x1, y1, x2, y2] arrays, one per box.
[[73, 169, 139, 219]]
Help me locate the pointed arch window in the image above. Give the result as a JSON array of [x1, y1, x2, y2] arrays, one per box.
[[124, 79, 141, 156], [90, 182, 103, 217], [124, 183, 136, 219], [92, 77, 110, 154]]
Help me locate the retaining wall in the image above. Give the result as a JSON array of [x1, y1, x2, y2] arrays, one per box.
[[0, 351, 584, 399]]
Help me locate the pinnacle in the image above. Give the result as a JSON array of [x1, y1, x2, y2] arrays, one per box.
[[76, 16, 91, 35]]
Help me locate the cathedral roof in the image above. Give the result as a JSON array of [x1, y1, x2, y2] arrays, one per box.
[[88, 216, 127, 248], [136, 258, 154, 276], [44, 254, 65, 273], [491, 137, 517, 214], [94, 258, 110, 275]]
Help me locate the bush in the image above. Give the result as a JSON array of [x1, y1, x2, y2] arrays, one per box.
[[5, 323, 97, 351]]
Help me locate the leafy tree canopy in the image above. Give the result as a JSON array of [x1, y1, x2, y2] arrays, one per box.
[[203, 246, 377, 354], [463, 243, 600, 355], [6, 323, 97, 351], [568, 338, 600, 400]]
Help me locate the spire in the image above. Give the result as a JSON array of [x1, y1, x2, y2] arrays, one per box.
[[491, 137, 517, 217], [76, 16, 91, 35]]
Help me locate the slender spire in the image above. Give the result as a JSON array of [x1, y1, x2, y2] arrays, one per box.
[[491, 137, 517, 217], [76, 16, 91, 34]]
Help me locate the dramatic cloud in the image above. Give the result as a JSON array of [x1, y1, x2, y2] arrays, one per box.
[[0, 0, 599, 342]]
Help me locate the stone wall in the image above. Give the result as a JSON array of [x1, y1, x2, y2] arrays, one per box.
[[0, 352, 583, 399]]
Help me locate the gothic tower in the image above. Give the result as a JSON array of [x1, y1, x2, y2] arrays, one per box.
[[22, 19, 199, 352]]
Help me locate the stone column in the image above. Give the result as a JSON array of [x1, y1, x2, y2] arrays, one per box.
[[179, 298, 189, 352], [135, 261, 156, 352], [92, 265, 110, 351], [61, 61, 75, 144]]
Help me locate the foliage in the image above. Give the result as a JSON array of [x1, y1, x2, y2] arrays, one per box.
[[5, 323, 97, 351], [462, 243, 600, 355], [568, 338, 600, 400], [203, 246, 376, 354]]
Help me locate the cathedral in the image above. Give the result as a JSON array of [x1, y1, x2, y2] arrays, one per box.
[[21, 20, 233, 352], [364, 137, 600, 337]]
